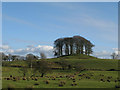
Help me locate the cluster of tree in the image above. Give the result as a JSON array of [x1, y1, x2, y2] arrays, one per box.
[[1, 52, 45, 61], [54, 35, 94, 57]]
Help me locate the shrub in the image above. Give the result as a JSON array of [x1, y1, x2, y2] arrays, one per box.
[[33, 60, 52, 77], [2, 62, 11, 67]]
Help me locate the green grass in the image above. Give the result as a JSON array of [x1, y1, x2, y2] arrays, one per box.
[[3, 79, 118, 88], [2, 67, 119, 88], [3, 54, 119, 70], [2, 54, 120, 88], [49, 55, 119, 70]]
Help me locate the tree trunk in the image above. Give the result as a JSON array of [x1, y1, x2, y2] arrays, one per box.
[[81, 45, 83, 54], [60, 46, 63, 56], [70, 45, 73, 55], [85, 46, 87, 55], [65, 44, 69, 55], [30, 61, 32, 71]]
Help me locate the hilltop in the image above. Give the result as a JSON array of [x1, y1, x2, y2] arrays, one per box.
[[48, 54, 118, 71], [3, 54, 118, 71]]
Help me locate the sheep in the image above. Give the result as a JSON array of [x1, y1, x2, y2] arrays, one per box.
[[13, 77, 16, 80], [34, 78, 38, 81], [6, 77, 11, 80], [59, 84, 63, 87], [34, 83, 39, 85], [115, 85, 120, 88], [86, 76, 90, 79], [45, 80, 49, 84], [59, 76, 63, 78], [58, 81, 66, 87], [22, 77, 26, 80], [10, 75, 12, 78], [107, 76, 112, 79], [100, 79, 105, 82], [78, 75, 82, 76], [60, 81, 66, 85], [107, 80, 110, 82], [73, 80, 76, 82], [115, 80, 117, 82], [52, 78, 56, 80], [71, 83, 77, 86]]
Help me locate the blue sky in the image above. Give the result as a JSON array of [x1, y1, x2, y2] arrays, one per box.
[[2, 2, 118, 58]]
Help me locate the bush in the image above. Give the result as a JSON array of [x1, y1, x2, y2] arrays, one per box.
[[2, 61, 11, 67], [33, 60, 51, 77]]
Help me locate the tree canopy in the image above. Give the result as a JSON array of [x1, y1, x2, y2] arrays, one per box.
[[54, 35, 94, 57]]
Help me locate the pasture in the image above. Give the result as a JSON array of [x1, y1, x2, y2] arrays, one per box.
[[2, 55, 120, 88]]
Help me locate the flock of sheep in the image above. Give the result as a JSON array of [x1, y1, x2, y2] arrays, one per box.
[[3, 72, 120, 88]]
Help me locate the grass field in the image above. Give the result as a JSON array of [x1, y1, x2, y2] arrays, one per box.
[[2, 55, 120, 88]]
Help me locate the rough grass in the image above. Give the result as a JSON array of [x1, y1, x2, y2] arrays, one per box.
[[2, 67, 119, 88], [2, 54, 120, 88], [49, 55, 118, 70]]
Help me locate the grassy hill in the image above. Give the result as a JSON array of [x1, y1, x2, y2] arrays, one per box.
[[2, 54, 120, 88], [2, 54, 119, 71], [48, 54, 119, 71]]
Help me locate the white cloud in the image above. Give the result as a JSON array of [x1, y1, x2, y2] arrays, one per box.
[[37, 45, 53, 51], [2, 45, 54, 58], [112, 48, 120, 55], [93, 48, 119, 59], [93, 50, 111, 59], [7, 49, 14, 53], [2, 44, 119, 59]]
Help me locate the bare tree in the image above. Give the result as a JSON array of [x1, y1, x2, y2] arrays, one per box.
[[111, 53, 116, 59], [8, 54, 12, 61], [0, 52, 6, 61], [40, 52, 46, 59], [26, 53, 36, 71]]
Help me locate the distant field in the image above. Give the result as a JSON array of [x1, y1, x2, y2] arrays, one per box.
[[2, 55, 120, 88]]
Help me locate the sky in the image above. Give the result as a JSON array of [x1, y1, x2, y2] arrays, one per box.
[[1, 2, 118, 58]]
